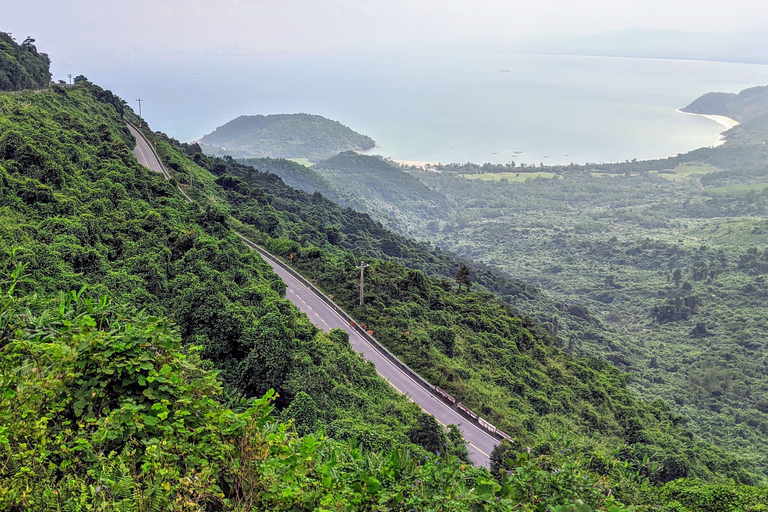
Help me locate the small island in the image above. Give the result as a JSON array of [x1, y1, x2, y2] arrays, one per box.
[[199, 113, 375, 161]]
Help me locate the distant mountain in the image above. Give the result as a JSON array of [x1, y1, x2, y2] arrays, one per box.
[[200, 113, 375, 161], [682, 86, 768, 122], [522, 28, 768, 65], [237, 156, 366, 211]]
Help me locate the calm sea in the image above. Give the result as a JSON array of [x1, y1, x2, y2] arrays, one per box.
[[59, 53, 768, 165]]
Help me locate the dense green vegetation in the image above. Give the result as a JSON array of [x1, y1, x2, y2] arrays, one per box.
[[313, 152, 451, 219], [4, 282, 640, 511], [200, 113, 375, 161], [0, 82, 445, 456], [0, 32, 51, 91], [275, 85, 768, 482], [165, 121, 764, 485], [1, 45, 767, 508]]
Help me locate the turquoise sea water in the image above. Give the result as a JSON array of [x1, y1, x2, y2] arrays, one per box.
[[59, 53, 768, 165]]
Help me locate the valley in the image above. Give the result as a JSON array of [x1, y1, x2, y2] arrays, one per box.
[[2, 30, 768, 510], [250, 86, 768, 479]]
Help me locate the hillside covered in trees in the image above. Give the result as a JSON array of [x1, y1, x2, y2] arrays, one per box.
[[682, 85, 768, 122], [199, 113, 375, 161], [1, 42, 767, 509], [0, 31, 50, 91], [269, 84, 768, 484]]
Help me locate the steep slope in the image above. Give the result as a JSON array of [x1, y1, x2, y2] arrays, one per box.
[[200, 113, 375, 161], [0, 32, 50, 91], [1, 63, 767, 507], [237, 155, 364, 210], [313, 151, 451, 225], [0, 83, 431, 456]]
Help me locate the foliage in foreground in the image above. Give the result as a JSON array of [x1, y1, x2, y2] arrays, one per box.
[[0, 83, 436, 456], [0, 280, 635, 511]]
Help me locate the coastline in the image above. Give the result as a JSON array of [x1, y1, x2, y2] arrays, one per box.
[[676, 109, 740, 147], [356, 147, 439, 170], [391, 158, 436, 169], [356, 109, 741, 169]]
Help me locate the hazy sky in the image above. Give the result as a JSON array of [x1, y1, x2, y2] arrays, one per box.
[[4, 0, 766, 61]]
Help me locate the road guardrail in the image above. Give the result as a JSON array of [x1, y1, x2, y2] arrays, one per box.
[[236, 233, 514, 445]]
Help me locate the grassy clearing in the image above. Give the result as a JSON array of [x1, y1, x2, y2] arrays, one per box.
[[705, 183, 768, 196], [650, 163, 722, 181]]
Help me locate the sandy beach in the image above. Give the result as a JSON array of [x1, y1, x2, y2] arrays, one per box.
[[677, 109, 740, 147], [392, 159, 437, 169], [354, 148, 439, 170]]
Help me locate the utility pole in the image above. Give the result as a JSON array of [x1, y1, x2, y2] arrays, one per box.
[[67, 74, 72, 85], [355, 261, 369, 306], [136, 98, 143, 118]]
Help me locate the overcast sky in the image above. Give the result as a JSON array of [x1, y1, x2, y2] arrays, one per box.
[[4, 0, 765, 60]]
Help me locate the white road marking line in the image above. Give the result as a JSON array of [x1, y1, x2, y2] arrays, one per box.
[[293, 286, 499, 444], [376, 371, 490, 458], [240, 242, 498, 459]]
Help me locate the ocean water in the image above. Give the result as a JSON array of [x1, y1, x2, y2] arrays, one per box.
[[59, 53, 768, 165]]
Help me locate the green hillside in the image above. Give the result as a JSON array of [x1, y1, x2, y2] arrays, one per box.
[[161, 124, 763, 486], [681, 85, 768, 122], [313, 151, 451, 230], [237, 156, 364, 211], [0, 32, 51, 91], [301, 86, 768, 482], [200, 113, 375, 161], [1, 51, 767, 509]]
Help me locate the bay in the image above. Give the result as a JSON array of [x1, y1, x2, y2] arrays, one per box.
[[60, 52, 768, 165]]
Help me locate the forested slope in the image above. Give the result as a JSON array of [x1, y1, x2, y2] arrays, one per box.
[[287, 85, 768, 481], [682, 85, 768, 122], [0, 32, 50, 91], [200, 113, 375, 161], [1, 70, 767, 509], [0, 83, 441, 458], [150, 113, 764, 484], [313, 151, 450, 224], [237, 155, 364, 211]]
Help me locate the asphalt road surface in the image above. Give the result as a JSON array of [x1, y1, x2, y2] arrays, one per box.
[[127, 130, 497, 466], [127, 121, 192, 202], [251, 246, 499, 467], [127, 122, 168, 177]]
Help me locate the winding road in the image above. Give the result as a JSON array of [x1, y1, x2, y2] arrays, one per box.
[[127, 120, 192, 202], [129, 128, 498, 467], [241, 239, 499, 466], [127, 122, 168, 177]]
